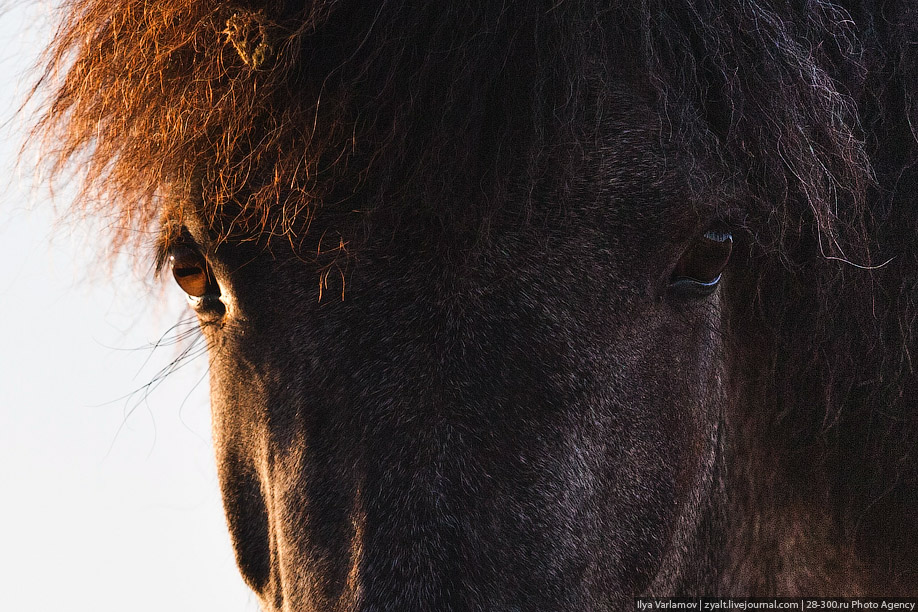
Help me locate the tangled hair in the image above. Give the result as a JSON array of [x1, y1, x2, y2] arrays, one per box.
[[36, 0, 918, 584]]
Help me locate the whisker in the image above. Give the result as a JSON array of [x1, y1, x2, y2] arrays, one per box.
[[100, 319, 214, 456]]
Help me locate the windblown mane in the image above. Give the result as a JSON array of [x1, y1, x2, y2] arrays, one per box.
[[36, 0, 918, 586]]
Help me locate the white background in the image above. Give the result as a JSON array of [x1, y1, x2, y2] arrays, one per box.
[[0, 3, 258, 610]]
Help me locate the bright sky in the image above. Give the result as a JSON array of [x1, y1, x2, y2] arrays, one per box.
[[0, 4, 257, 610]]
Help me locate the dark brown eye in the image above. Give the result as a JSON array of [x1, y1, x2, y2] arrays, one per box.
[[169, 245, 213, 298], [669, 230, 733, 297]]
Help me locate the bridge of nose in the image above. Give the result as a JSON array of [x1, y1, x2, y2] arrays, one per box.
[[251, 260, 603, 610]]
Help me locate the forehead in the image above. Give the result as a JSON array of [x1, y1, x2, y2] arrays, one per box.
[[153, 7, 727, 255], [163, 90, 718, 256]]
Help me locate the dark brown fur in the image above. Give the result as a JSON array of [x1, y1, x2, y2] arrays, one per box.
[[35, 0, 918, 607]]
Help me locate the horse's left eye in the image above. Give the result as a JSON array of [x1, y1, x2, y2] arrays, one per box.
[[669, 230, 733, 297], [169, 245, 214, 298]]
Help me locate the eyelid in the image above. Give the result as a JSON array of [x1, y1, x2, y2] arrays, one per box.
[[703, 230, 732, 243], [669, 274, 723, 297], [155, 229, 207, 276]]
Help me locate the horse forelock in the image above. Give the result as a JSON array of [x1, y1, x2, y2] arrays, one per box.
[[35, 0, 877, 243]]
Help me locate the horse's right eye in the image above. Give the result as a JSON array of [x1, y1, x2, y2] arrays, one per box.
[[169, 245, 215, 298]]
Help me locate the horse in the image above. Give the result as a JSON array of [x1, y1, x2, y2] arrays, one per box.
[[36, 0, 918, 608]]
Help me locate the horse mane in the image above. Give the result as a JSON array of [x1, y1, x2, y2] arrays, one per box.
[[35, 0, 918, 584]]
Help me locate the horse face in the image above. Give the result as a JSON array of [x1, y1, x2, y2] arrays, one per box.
[[173, 93, 731, 610]]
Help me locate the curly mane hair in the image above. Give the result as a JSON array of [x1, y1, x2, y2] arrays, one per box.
[[35, 0, 918, 591]]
